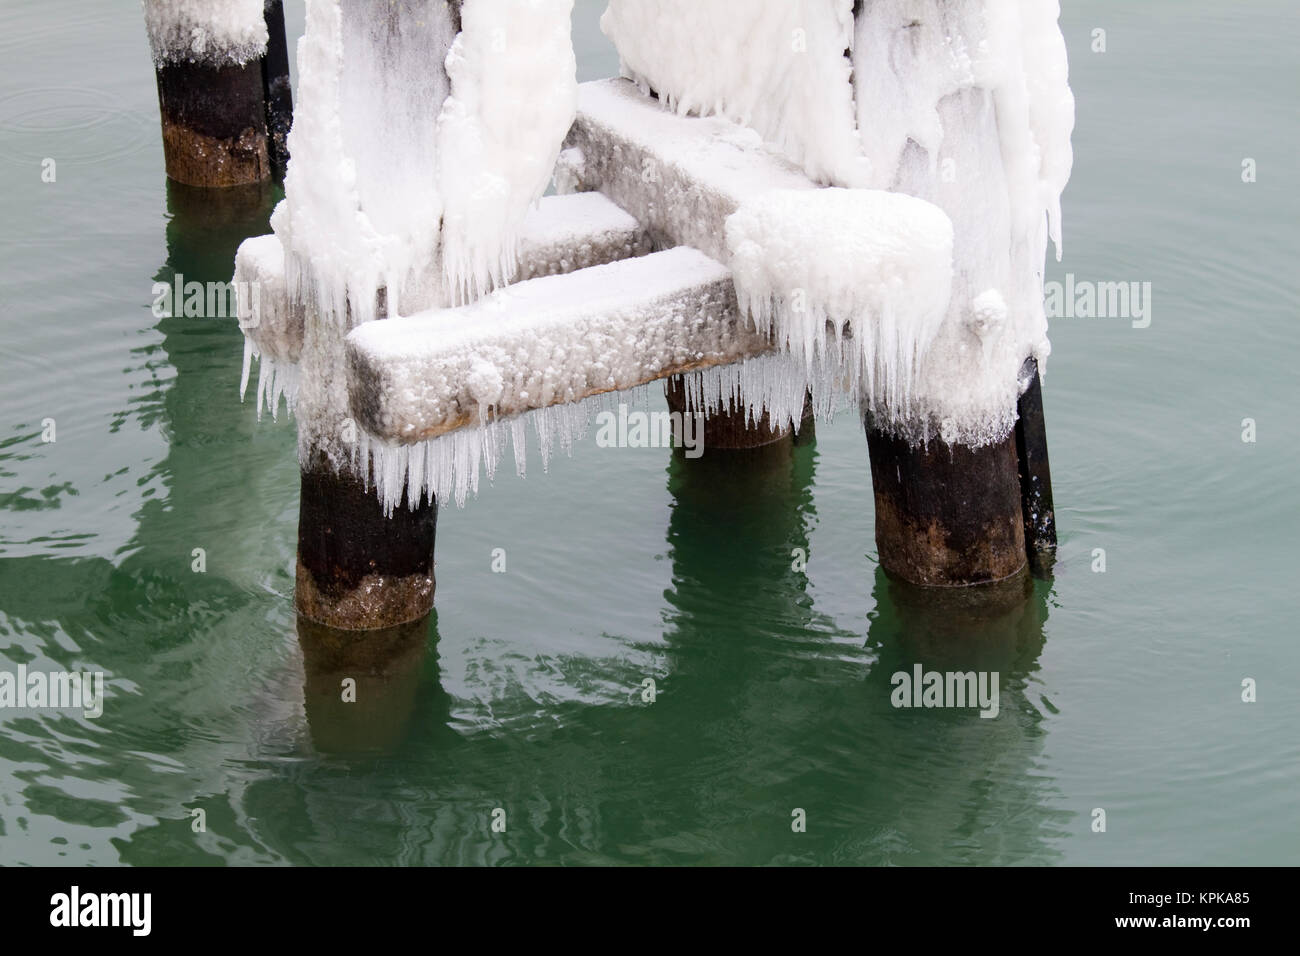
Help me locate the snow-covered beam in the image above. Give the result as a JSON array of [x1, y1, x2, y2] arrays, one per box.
[[558, 78, 818, 261], [235, 191, 652, 374], [516, 191, 654, 280], [344, 247, 773, 445]]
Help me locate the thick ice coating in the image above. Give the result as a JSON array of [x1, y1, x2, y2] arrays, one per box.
[[726, 188, 954, 423], [851, 0, 1075, 445], [243, 0, 578, 475], [438, 0, 579, 301], [142, 0, 268, 66], [274, 0, 455, 331], [345, 246, 772, 498], [231, 0, 1076, 512], [600, 0, 868, 187], [593, 0, 1075, 447]]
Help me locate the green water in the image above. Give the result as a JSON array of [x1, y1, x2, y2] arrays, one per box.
[[1, 0, 1297, 866]]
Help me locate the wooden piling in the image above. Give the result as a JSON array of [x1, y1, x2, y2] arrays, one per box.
[[1014, 357, 1057, 576], [260, 0, 293, 180], [295, 453, 437, 631], [865, 416, 1027, 587], [155, 57, 270, 187]]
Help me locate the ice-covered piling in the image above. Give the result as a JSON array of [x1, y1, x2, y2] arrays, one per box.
[[588, 1, 1072, 583], [142, 0, 291, 186], [847, 0, 1072, 584], [268, 0, 575, 627]]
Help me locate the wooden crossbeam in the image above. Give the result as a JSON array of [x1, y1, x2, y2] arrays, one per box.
[[237, 190, 653, 365], [560, 78, 818, 260], [344, 247, 774, 445]]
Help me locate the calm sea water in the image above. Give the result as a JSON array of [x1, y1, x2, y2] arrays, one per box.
[[0, 0, 1296, 866]]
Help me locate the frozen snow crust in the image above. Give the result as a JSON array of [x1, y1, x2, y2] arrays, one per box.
[[143, 0, 269, 66]]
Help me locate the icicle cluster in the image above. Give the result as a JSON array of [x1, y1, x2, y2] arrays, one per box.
[[142, 0, 268, 66], [726, 187, 955, 429], [355, 352, 824, 516], [274, 0, 455, 333], [240, 340, 300, 421]]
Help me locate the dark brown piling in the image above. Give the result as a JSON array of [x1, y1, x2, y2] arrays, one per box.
[[155, 57, 270, 187], [295, 453, 437, 630], [865, 416, 1026, 587], [1014, 358, 1057, 576], [260, 0, 293, 180]]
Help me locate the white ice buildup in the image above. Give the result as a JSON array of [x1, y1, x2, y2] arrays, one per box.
[[850, 0, 1075, 445], [438, 0, 579, 301], [234, 235, 300, 420], [596, 0, 1073, 446], [600, 0, 868, 187], [726, 188, 954, 423], [234, 190, 651, 422], [351, 351, 815, 514], [142, 0, 268, 66], [559, 79, 818, 264], [516, 193, 652, 280], [274, 0, 455, 331]]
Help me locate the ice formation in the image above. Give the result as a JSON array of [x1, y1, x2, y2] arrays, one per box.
[[516, 193, 652, 280], [600, 0, 868, 187], [234, 235, 300, 420], [559, 78, 818, 263], [588, 0, 1074, 447], [850, 0, 1075, 445], [245, 0, 578, 474], [142, 0, 268, 66], [726, 187, 954, 422], [353, 351, 815, 514], [274, 0, 456, 332], [438, 0, 579, 301], [230, 0, 1076, 511]]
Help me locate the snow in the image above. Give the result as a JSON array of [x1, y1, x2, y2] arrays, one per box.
[[600, 0, 868, 187], [438, 0, 579, 302], [142, 0, 268, 66]]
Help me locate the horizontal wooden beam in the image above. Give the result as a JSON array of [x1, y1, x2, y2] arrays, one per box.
[[235, 190, 652, 364], [345, 247, 774, 444], [561, 79, 817, 261]]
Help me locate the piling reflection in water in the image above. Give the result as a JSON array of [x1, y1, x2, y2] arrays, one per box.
[[658, 426, 1063, 863], [296, 613, 433, 755]]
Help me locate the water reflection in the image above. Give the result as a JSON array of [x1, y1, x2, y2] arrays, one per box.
[[297, 613, 432, 754], [653, 431, 1067, 864]]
